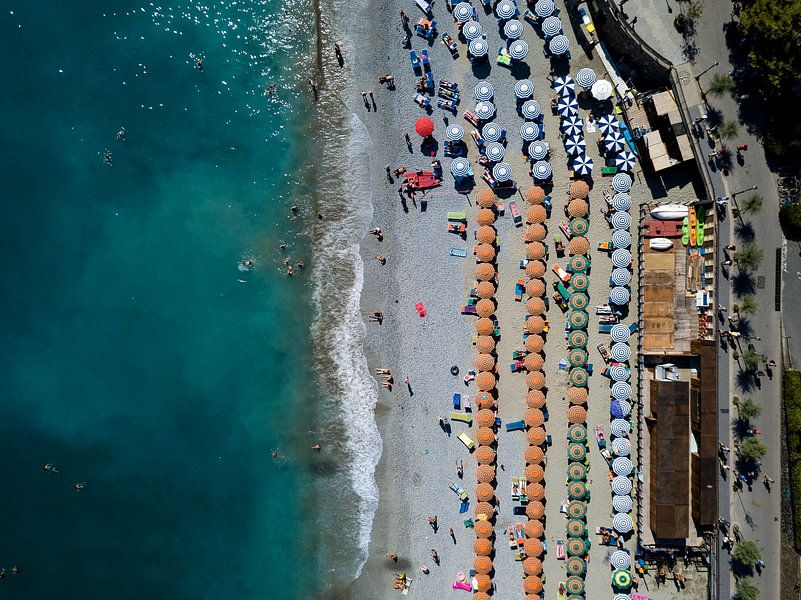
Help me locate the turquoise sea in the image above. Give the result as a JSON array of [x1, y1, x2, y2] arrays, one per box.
[[0, 1, 375, 598]]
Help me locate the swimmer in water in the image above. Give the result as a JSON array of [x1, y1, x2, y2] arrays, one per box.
[[271, 450, 282, 459], [75, 482, 86, 493], [290, 204, 298, 213], [43, 463, 59, 474], [268, 84, 275, 95], [103, 150, 112, 166], [296, 260, 304, 269], [196, 59, 203, 70], [280, 242, 288, 250], [116, 128, 126, 141], [311, 444, 321, 451], [287, 264, 294, 276]]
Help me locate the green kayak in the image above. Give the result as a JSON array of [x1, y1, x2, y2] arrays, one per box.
[[681, 217, 690, 246]]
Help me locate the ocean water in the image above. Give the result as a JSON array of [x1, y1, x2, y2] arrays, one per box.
[[0, 1, 378, 597]]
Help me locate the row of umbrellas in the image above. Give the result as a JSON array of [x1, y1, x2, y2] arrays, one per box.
[[553, 73, 615, 100]]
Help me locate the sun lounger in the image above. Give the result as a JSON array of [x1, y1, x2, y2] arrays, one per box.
[[556, 281, 571, 301], [559, 221, 572, 241], [556, 539, 565, 560], [413, 93, 431, 108], [452, 581, 471, 591], [510, 360, 525, 373], [453, 393, 461, 409], [457, 432, 475, 450], [598, 323, 612, 334], [463, 394, 471, 411], [507, 526, 517, 548], [451, 411, 473, 425], [420, 49, 430, 69], [514, 280, 524, 302], [449, 247, 467, 257], [449, 481, 469, 501], [552, 263, 571, 283], [464, 110, 481, 127], [510, 201, 522, 225], [597, 343, 612, 362], [602, 165, 617, 176], [514, 523, 525, 546], [505, 420, 525, 432], [460, 305, 477, 315], [595, 426, 606, 449], [448, 211, 467, 222], [402, 577, 412, 595], [409, 50, 420, 72], [629, 322, 639, 334], [441, 34, 458, 56], [415, 0, 432, 13]]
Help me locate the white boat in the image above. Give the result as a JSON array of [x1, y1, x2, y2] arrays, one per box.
[[649, 237, 673, 251], [650, 204, 689, 220]]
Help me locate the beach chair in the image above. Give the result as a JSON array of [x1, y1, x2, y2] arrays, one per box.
[[415, 0, 432, 14], [409, 50, 420, 72], [453, 393, 461, 409], [602, 165, 617, 176], [451, 411, 473, 425], [420, 49, 430, 69], [449, 247, 467, 258], [629, 322, 639, 334], [413, 93, 431, 108], [448, 211, 467, 222], [514, 523, 525, 546], [556, 539, 565, 560], [559, 221, 572, 240], [597, 343, 612, 362], [514, 280, 525, 302], [510, 201, 522, 225], [552, 263, 571, 284], [523, 9, 538, 26], [598, 323, 612, 334], [441, 33, 459, 57], [449, 481, 469, 501], [457, 432, 475, 450], [556, 281, 571, 302], [507, 526, 518, 548], [510, 360, 525, 373], [505, 420, 525, 432], [402, 577, 412, 595]]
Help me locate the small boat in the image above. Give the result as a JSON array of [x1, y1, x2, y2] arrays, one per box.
[[650, 204, 689, 220], [650, 237, 673, 251], [695, 205, 705, 246], [688, 207, 697, 247], [681, 218, 690, 246]]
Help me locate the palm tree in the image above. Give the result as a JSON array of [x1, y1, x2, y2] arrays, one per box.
[[708, 73, 734, 97], [735, 577, 760, 600], [737, 397, 762, 422], [741, 194, 763, 215], [740, 437, 768, 462], [736, 244, 764, 271], [732, 539, 763, 568], [720, 120, 740, 140], [738, 295, 759, 315], [742, 348, 762, 372]]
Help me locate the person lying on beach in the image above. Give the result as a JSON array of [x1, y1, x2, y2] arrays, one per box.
[[393, 167, 406, 177], [386, 553, 398, 561], [376, 255, 386, 265], [379, 75, 394, 84]]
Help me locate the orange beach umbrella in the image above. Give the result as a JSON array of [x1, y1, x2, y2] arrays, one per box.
[[526, 260, 546, 278], [526, 389, 546, 408], [476, 281, 496, 299], [473, 556, 493, 574]]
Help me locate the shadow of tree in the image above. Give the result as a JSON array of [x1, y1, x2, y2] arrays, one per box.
[[732, 271, 756, 296], [734, 317, 753, 339], [731, 417, 751, 440], [735, 221, 755, 243], [706, 107, 724, 128], [736, 368, 756, 392]]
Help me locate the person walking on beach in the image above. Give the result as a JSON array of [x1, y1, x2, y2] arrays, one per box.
[[334, 43, 343, 66], [385, 552, 398, 561], [404, 132, 412, 152], [428, 515, 438, 532], [430, 549, 439, 565], [449, 527, 456, 543]]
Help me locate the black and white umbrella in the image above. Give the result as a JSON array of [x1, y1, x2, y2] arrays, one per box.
[[553, 75, 575, 96], [615, 151, 637, 172], [610, 268, 630, 286], [610, 324, 630, 343], [485, 142, 505, 162], [613, 457, 633, 477], [611, 475, 632, 494], [614, 399, 632, 417], [613, 438, 631, 456], [464, 21, 483, 40], [609, 286, 630, 305], [535, 0, 555, 18], [493, 162, 512, 182], [591, 79, 614, 101], [610, 365, 629, 382], [541, 15, 562, 37], [549, 34, 570, 55], [504, 19, 523, 39], [612, 248, 632, 267], [610, 342, 631, 362], [532, 160, 552, 180], [612, 172, 632, 192], [529, 141, 548, 160], [612, 230, 632, 249], [598, 114, 620, 135], [612, 192, 631, 211], [451, 158, 471, 178], [610, 419, 631, 438], [445, 123, 465, 141], [611, 381, 631, 400], [560, 115, 584, 137], [572, 154, 594, 176], [469, 38, 489, 57], [604, 130, 627, 154], [522, 99, 542, 120], [557, 96, 579, 118], [475, 101, 496, 120], [474, 81, 494, 101], [613, 513, 633, 534], [564, 136, 586, 156], [508, 39, 528, 60], [520, 122, 540, 142], [611, 212, 631, 231], [482, 122, 503, 142], [576, 67, 597, 89], [454, 2, 473, 22], [611, 549, 632, 568], [496, 0, 516, 20], [515, 79, 534, 99]]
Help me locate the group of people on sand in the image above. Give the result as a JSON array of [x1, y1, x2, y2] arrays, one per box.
[[376, 368, 393, 390]]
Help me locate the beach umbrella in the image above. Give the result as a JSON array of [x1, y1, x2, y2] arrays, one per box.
[[475, 483, 495, 503], [535, 0, 555, 17], [612, 381, 632, 400], [613, 595, 631, 600], [569, 367, 588, 387], [476, 390, 495, 408], [464, 21, 483, 40], [568, 463, 587, 481], [525, 279, 546, 299], [613, 495, 633, 514], [570, 237, 591, 257], [612, 192, 631, 211], [476, 464, 496, 485], [612, 475, 632, 495], [469, 38, 489, 58], [520, 123, 540, 143], [612, 512, 633, 534], [568, 310, 588, 329], [524, 576, 544, 595], [612, 248, 632, 267], [526, 389, 545, 408], [475, 101, 496, 121], [496, 0, 516, 19], [613, 569, 633, 589], [476, 371, 497, 391], [524, 517, 544, 537], [567, 536, 588, 556], [454, 2, 473, 21], [476, 335, 496, 353], [476, 299, 496, 318], [610, 365, 629, 382], [569, 180, 589, 199], [567, 386, 588, 404], [477, 189, 497, 208], [598, 114, 620, 135], [568, 405, 587, 424], [565, 136, 586, 156], [568, 424, 587, 443], [475, 501, 494, 518], [612, 172, 632, 192], [541, 16, 562, 37], [571, 274, 589, 292], [553, 75, 575, 96], [568, 442, 586, 462], [525, 445, 545, 464], [569, 330, 588, 348], [526, 224, 547, 243], [415, 117, 435, 137], [604, 130, 627, 154], [566, 557, 586, 576], [610, 268, 630, 287], [474, 537, 493, 556], [561, 115, 584, 137], [523, 556, 543, 575], [476, 263, 496, 282], [476, 281, 496, 299], [525, 260, 546, 278], [615, 399, 632, 417], [566, 577, 585, 596], [526, 371, 546, 390], [521, 100, 542, 120], [508, 39, 528, 60], [613, 437, 632, 456], [610, 286, 630, 305], [476, 209, 496, 227], [613, 456, 633, 477], [532, 161, 552, 180], [616, 151, 637, 172], [575, 67, 597, 89], [612, 230, 632, 249], [611, 550, 632, 569], [476, 225, 496, 244], [529, 141, 548, 160], [492, 162, 512, 182], [568, 481, 587, 500], [474, 555, 493, 574], [525, 333, 545, 352], [526, 205, 547, 225], [611, 343, 631, 362], [527, 483, 545, 502], [611, 212, 632, 231], [474, 81, 494, 102], [476, 445, 496, 464], [610, 399, 625, 419], [611, 323, 630, 342], [476, 408, 496, 429], [474, 574, 493, 592], [592, 79, 614, 101], [485, 142, 506, 162], [476, 240, 496, 259], [524, 405, 545, 427], [570, 218, 588, 236], [451, 157, 471, 178], [549, 34, 570, 55], [568, 501, 586, 519], [569, 348, 588, 367], [572, 154, 594, 176], [525, 463, 545, 483], [528, 426, 546, 446], [569, 292, 588, 311], [515, 79, 534, 99], [523, 185, 546, 204], [445, 123, 465, 142], [568, 255, 589, 273], [476, 318, 494, 336], [482, 123, 503, 142], [477, 427, 496, 445], [557, 96, 579, 118], [504, 18, 524, 39]]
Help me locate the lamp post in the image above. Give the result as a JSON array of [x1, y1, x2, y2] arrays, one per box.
[[695, 61, 719, 82], [732, 185, 758, 198]]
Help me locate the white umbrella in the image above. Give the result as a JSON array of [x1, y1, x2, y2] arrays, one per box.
[[485, 142, 505, 162], [493, 162, 512, 182], [614, 594, 632, 600], [611, 549, 632, 568], [557, 96, 579, 118], [454, 2, 473, 22], [508, 39, 529, 60], [529, 141, 548, 160], [610, 287, 630, 305], [611, 381, 631, 400], [610, 365, 629, 382], [613, 438, 631, 456], [612, 230, 632, 249], [592, 79, 614, 101], [464, 21, 483, 40], [553, 75, 575, 96], [504, 19, 523, 39], [549, 34, 570, 55], [604, 130, 627, 154], [576, 68, 597, 88], [610, 419, 630, 438], [612, 248, 632, 267], [474, 81, 494, 101], [613, 399, 632, 417], [565, 136, 586, 156], [611, 212, 632, 230], [532, 161, 552, 180], [610, 324, 630, 343], [560, 115, 584, 137], [469, 38, 489, 57], [515, 79, 534, 99], [616, 151, 637, 172], [598, 114, 620, 135], [496, 0, 516, 19], [610, 342, 631, 362], [611, 475, 632, 494], [534, 0, 554, 17], [451, 158, 471, 178], [613, 512, 633, 533], [613, 457, 633, 477], [612, 192, 631, 211], [610, 268, 631, 286], [612, 172, 632, 192], [522, 100, 542, 120], [445, 124, 465, 141], [482, 123, 503, 142], [520, 122, 540, 142], [475, 101, 496, 120], [541, 16, 562, 37], [572, 155, 594, 176]]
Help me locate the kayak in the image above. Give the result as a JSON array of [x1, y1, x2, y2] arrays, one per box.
[[695, 205, 705, 246], [650, 204, 689, 220], [681, 217, 690, 246], [650, 237, 673, 251], [688, 207, 697, 246]]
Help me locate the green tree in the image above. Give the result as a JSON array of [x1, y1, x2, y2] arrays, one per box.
[[742, 348, 763, 373], [732, 539, 763, 568], [740, 0, 801, 91], [740, 437, 768, 462], [708, 73, 734, 97], [741, 194, 763, 215], [686, 1, 704, 22], [720, 120, 740, 140], [735, 577, 760, 600], [738, 397, 762, 422], [780, 204, 801, 240], [736, 244, 764, 271], [738, 295, 759, 315]]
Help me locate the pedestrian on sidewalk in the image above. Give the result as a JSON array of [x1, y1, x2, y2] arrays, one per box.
[[722, 259, 733, 267], [737, 143, 748, 153]]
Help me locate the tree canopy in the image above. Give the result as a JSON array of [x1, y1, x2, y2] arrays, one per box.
[[732, 539, 763, 567], [740, 0, 801, 91]]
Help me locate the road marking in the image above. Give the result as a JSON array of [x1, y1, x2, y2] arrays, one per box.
[[775, 248, 782, 311]]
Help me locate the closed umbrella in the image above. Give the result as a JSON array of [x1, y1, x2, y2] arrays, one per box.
[[553, 75, 575, 96], [609, 286, 630, 305], [496, 0, 516, 19], [541, 15, 562, 37], [615, 151, 637, 172], [445, 123, 465, 141], [565, 135, 586, 156], [572, 154, 594, 176], [469, 38, 489, 58], [598, 114, 620, 135], [532, 161, 552, 180], [561, 115, 584, 137], [613, 437, 632, 456], [611, 551, 632, 569], [613, 495, 633, 514], [612, 568, 633, 589], [569, 330, 587, 348], [611, 323, 630, 342], [451, 157, 471, 178], [612, 172, 632, 192], [613, 456, 633, 476], [611, 212, 632, 230], [464, 21, 483, 40], [522, 100, 542, 120], [515, 79, 534, 99], [592, 79, 614, 101], [482, 123, 502, 142], [612, 381, 632, 400], [504, 19, 523, 39], [474, 80, 494, 101], [604, 130, 627, 154], [475, 101, 496, 120], [612, 475, 632, 495], [508, 39, 528, 60], [535, 0, 554, 17], [610, 343, 631, 362], [549, 34, 570, 55], [610, 365, 629, 382], [557, 96, 579, 118], [612, 192, 631, 211], [612, 248, 632, 267], [571, 274, 588, 292], [610, 268, 631, 286], [576, 67, 597, 88], [454, 2, 473, 21], [486, 142, 506, 162], [528, 141, 548, 160], [493, 162, 512, 182], [520, 122, 540, 143], [612, 230, 632, 249]]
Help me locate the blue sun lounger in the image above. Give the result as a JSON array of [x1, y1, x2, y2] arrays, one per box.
[[506, 420, 526, 432], [449, 247, 467, 257]]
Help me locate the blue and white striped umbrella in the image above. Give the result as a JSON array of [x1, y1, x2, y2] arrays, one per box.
[[611, 381, 632, 400], [520, 122, 540, 142], [614, 399, 632, 417], [610, 342, 631, 362], [549, 34, 570, 55], [612, 248, 632, 267], [613, 437, 631, 456], [612, 230, 632, 249], [496, 0, 516, 19], [604, 130, 627, 153], [504, 19, 523, 39], [613, 513, 633, 533], [469, 38, 489, 57], [451, 157, 471, 178], [612, 172, 632, 193], [522, 99, 541, 120], [454, 2, 473, 22], [610, 268, 630, 286], [612, 192, 631, 211], [553, 75, 575, 96], [560, 115, 584, 137], [615, 151, 637, 172], [576, 68, 597, 88], [610, 324, 630, 343], [572, 154, 594, 176], [515, 79, 534, 99], [557, 96, 579, 118], [445, 123, 465, 141], [464, 21, 483, 40], [611, 212, 631, 230], [610, 286, 630, 305], [475, 101, 496, 120], [610, 365, 629, 382], [474, 81, 494, 101], [613, 457, 633, 477], [565, 136, 586, 156], [614, 594, 632, 600], [532, 160, 552, 180], [508, 39, 528, 60], [598, 114, 620, 135], [529, 141, 548, 160], [611, 548, 632, 567], [541, 16, 562, 37], [493, 162, 512, 182], [485, 142, 505, 162], [482, 122, 503, 142], [535, 0, 554, 17], [611, 475, 632, 494]]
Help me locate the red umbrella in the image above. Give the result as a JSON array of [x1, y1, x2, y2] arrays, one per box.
[[415, 117, 435, 137]]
